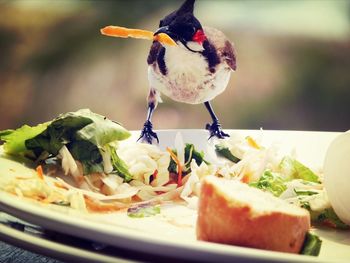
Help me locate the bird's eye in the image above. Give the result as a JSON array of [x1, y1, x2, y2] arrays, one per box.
[[189, 26, 196, 35], [159, 19, 164, 27], [182, 26, 196, 39]]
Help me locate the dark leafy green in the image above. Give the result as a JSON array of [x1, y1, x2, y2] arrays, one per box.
[[69, 140, 104, 175], [300, 232, 322, 256], [215, 144, 240, 163], [184, 143, 208, 168]]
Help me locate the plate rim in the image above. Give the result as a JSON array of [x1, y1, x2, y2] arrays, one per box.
[[0, 191, 324, 263], [0, 220, 135, 263]]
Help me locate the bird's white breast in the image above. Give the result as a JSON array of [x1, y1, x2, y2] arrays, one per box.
[[148, 44, 232, 104]]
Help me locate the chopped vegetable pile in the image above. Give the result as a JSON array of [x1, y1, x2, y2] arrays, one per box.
[[1, 109, 349, 256]]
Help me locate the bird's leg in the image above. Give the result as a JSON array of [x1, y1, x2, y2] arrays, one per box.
[[204, 101, 229, 139], [138, 89, 159, 144]]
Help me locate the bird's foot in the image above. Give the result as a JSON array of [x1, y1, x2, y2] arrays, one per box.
[[206, 121, 230, 140], [138, 121, 159, 144]]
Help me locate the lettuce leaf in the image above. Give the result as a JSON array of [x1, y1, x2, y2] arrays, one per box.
[[300, 232, 322, 256], [25, 109, 130, 156], [108, 145, 133, 182], [279, 157, 319, 183], [249, 170, 287, 197], [0, 122, 50, 155], [26, 113, 93, 156], [0, 109, 132, 178], [75, 109, 130, 146]]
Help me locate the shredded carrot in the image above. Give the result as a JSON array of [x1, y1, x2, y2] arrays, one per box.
[[246, 136, 261, 149], [54, 182, 69, 190], [75, 175, 85, 187], [100, 25, 177, 46], [36, 165, 44, 180], [241, 174, 250, 184], [83, 196, 126, 213], [166, 147, 183, 186]]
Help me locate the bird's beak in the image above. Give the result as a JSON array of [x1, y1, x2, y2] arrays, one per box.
[[153, 26, 177, 46], [153, 26, 171, 36]]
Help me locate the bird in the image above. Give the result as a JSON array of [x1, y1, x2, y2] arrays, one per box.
[[138, 0, 237, 144]]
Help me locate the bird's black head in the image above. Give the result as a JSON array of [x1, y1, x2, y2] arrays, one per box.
[[154, 0, 206, 52]]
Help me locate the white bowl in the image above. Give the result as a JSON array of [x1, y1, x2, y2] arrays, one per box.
[[323, 131, 350, 225]]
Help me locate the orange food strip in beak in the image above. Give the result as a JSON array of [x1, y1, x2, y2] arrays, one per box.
[[100, 26, 153, 39], [100, 26, 177, 46], [153, 33, 177, 46]]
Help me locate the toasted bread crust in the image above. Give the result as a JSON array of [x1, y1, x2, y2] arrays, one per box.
[[197, 178, 310, 253]]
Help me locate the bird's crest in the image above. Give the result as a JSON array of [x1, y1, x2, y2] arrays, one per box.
[[177, 0, 195, 15]]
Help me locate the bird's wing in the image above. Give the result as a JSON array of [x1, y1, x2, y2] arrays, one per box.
[[147, 41, 163, 65], [204, 26, 237, 71]]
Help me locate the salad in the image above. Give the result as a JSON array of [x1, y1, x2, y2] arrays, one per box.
[[0, 109, 348, 255], [0, 109, 209, 212]]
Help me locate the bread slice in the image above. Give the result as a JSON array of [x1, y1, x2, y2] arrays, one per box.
[[197, 176, 310, 253]]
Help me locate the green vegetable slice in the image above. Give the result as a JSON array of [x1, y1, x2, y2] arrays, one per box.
[[294, 189, 319, 196], [300, 232, 322, 256], [108, 145, 133, 182], [215, 144, 240, 163], [184, 143, 208, 168], [127, 203, 161, 218]]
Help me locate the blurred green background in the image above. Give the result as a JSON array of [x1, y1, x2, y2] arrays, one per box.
[[0, 0, 349, 132]]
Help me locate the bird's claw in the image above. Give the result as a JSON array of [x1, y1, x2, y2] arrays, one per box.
[[206, 121, 230, 140], [138, 121, 159, 144]]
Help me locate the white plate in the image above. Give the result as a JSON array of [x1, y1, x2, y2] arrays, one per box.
[[0, 130, 349, 263]]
